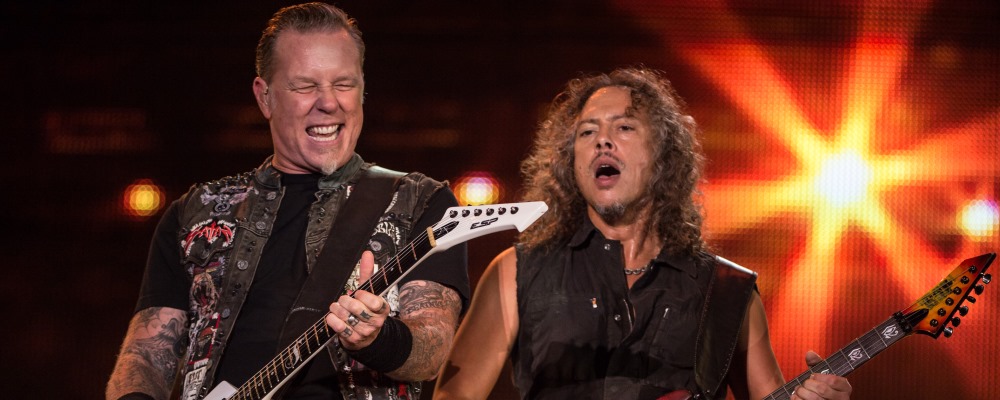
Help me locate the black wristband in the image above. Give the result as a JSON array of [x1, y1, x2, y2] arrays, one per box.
[[117, 393, 155, 400], [346, 316, 413, 372]]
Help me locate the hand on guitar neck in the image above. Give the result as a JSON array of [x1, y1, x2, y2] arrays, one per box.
[[656, 350, 852, 400], [794, 350, 853, 399], [325, 250, 391, 351]]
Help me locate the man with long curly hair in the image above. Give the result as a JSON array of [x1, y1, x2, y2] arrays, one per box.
[[435, 68, 852, 400]]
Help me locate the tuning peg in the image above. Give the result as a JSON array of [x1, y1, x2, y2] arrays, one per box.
[[951, 317, 961, 326], [959, 306, 969, 316], [966, 296, 977, 304], [943, 327, 954, 338], [983, 274, 992, 284]]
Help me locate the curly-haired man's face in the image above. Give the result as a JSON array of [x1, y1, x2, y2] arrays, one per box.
[[573, 86, 655, 224]]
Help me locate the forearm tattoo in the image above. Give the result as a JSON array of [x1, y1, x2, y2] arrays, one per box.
[[390, 280, 462, 380], [107, 307, 188, 399]]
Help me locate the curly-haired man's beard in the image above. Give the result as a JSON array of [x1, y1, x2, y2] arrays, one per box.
[[592, 202, 626, 224], [590, 197, 647, 226]]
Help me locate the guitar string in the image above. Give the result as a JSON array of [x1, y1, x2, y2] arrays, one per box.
[[234, 227, 436, 396], [764, 263, 990, 400], [768, 316, 902, 399], [239, 231, 433, 398]]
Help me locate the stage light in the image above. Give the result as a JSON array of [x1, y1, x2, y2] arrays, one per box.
[[959, 199, 999, 238], [124, 179, 165, 218], [814, 150, 872, 208], [453, 171, 503, 206]]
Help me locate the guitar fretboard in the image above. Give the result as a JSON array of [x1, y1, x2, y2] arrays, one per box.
[[227, 222, 453, 400], [761, 313, 913, 400]]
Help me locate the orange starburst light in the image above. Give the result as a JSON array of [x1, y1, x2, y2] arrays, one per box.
[[616, 0, 1000, 395]]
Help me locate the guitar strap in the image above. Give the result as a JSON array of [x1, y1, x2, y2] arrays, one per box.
[[276, 166, 404, 350], [693, 255, 758, 400]]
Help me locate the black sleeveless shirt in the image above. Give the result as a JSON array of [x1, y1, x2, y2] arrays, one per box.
[[513, 219, 714, 399]]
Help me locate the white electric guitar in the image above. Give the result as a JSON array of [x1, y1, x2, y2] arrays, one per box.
[[203, 201, 548, 400]]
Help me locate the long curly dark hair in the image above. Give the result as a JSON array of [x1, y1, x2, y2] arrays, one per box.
[[518, 67, 706, 257]]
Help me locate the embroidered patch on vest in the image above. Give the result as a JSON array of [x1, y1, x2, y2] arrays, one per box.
[[199, 184, 255, 216], [182, 219, 236, 257]]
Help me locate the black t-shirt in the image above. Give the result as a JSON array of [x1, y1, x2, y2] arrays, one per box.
[[136, 173, 469, 396]]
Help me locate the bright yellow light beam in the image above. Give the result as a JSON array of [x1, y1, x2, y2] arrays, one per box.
[[701, 178, 816, 235], [627, 0, 831, 168], [838, 0, 931, 147]]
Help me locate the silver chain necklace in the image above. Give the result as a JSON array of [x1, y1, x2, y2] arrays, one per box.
[[623, 260, 655, 275]]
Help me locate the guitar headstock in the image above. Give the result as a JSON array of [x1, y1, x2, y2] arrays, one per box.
[[902, 252, 995, 338], [429, 201, 548, 252]]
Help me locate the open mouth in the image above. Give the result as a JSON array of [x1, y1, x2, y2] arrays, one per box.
[[595, 164, 620, 178], [306, 124, 342, 142]]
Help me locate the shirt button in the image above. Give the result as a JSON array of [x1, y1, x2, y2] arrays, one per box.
[[613, 314, 621, 321], [603, 243, 611, 251], [237, 260, 248, 270]]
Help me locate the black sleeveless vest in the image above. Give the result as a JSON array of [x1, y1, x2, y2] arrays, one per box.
[[512, 222, 755, 399]]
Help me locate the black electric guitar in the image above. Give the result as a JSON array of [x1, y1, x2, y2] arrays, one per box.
[[659, 252, 995, 400], [761, 252, 995, 400], [202, 201, 548, 400]]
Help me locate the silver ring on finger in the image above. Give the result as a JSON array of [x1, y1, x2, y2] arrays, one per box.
[[346, 315, 359, 327]]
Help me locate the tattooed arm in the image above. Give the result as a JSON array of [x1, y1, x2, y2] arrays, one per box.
[[387, 279, 462, 381], [106, 307, 188, 400]]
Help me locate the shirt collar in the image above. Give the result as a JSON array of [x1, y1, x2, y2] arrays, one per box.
[[568, 216, 700, 278], [255, 153, 365, 190]]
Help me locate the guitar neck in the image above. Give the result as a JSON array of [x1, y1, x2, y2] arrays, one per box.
[[230, 229, 439, 399], [762, 310, 921, 400], [206, 202, 549, 400]]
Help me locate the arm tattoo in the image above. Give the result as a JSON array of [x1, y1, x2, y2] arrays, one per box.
[[389, 280, 462, 381], [106, 307, 188, 400]]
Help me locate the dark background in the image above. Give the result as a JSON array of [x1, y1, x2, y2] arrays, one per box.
[[1, 1, 996, 399]]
